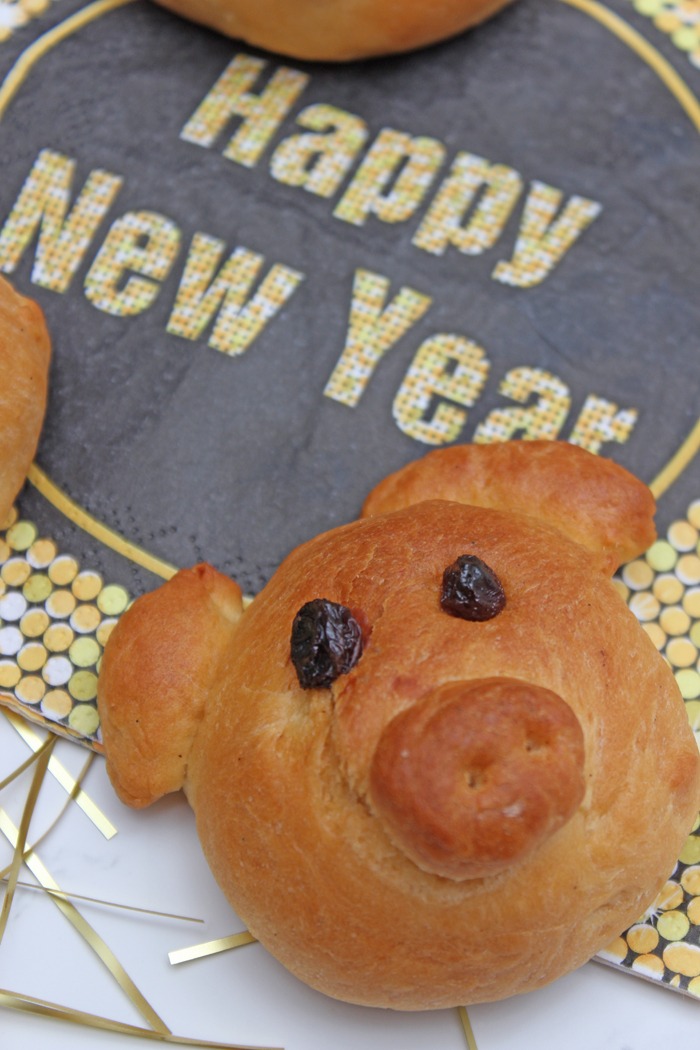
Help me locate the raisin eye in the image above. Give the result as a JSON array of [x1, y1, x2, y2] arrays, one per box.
[[440, 555, 506, 621], [291, 598, 363, 689]]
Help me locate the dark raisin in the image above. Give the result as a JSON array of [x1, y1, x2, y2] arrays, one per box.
[[440, 555, 506, 621], [291, 598, 363, 689]]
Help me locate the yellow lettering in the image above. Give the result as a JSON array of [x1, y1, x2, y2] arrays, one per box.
[[0, 148, 121, 292], [413, 152, 522, 256], [333, 129, 445, 226], [393, 333, 490, 445], [474, 366, 570, 442], [270, 104, 369, 198], [167, 232, 303, 355], [84, 211, 180, 315], [324, 269, 432, 407], [569, 395, 637, 453], [492, 182, 602, 288], [180, 54, 309, 169]]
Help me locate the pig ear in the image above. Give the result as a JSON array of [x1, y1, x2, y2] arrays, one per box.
[[362, 441, 656, 574], [97, 564, 244, 809], [369, 678, 585, 881]]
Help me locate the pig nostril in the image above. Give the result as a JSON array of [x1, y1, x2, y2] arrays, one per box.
[[525, 733, 550, 753], [465, 769, 484, 789]]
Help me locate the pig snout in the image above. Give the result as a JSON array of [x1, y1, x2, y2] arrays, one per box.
[[369, 677, 585, 880]]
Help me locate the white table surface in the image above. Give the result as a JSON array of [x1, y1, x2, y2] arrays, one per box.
[[1, 711, 698, 1050]]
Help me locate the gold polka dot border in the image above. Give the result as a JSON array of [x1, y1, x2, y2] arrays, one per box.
[[0, 0, 57, 44], [0, 507, 133, 749], [601, 855, 700, 994], [618, 508, 700, 694], [630, 0, 700, 71], [602, 499, 700, 996]]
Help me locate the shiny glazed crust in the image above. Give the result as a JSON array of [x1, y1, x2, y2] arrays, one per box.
[[153, 0, 515, 61], [98, 564, 244, 807], [370, 677, 586, 880], [0, 275, 51, 521], [98, 443, 700, 1009], [362, 440, 657, 573]]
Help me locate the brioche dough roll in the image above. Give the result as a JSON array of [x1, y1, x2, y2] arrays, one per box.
[[0, 276, 51, 521], [98, 444, 700, 1009], [153, 0, 515, 61]]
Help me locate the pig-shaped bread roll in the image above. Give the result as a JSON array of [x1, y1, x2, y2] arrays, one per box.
[[0, 275, 51, 522], [153, 0, 516, 63], [97, 441, 700, 1009]]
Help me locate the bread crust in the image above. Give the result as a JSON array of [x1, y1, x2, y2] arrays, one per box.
[[0, 275, 51, 521], [153, 0, 515, 61], [362, 440, 656, 573], [98, 444, 700, 1009], [98, 564, 244, 808]]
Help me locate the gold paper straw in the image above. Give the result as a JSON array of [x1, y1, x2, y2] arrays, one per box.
[[0, 808, 170, 1034], [0, 734, 54, 792], [169, 931, 257, 965], [1, 750, 100, 880], [0, 735, 55, 944], [0, 988, 283, 1049], [4, 711, 117, 839], [457, 1006, 479, 1050], [3, 878, 204, 925]]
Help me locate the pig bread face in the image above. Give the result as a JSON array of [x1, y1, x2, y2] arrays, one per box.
[[199, 499, 598, 885], [98, 443, 700, 1010], [279, 515, 587, 880]]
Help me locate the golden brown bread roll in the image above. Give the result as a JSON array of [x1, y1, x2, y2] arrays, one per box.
[[97, 441, 700, 1009], [0, 275, 51, 522], [153, 0, 515, 62]]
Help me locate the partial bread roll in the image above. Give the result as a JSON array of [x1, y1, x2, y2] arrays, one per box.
[[0, 275, 51, 521], [98, 442, 700, 1009], [153, 0, 515, 61]]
